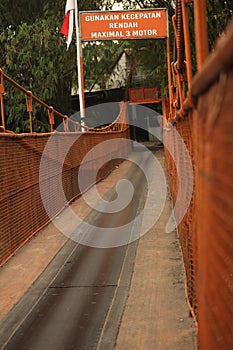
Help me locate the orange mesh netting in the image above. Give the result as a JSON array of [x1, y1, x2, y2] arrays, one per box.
[[1, 1, 233, 348], [165, 2, 233, 347], [0, 128, 130, 266], [0, 66, 131, 266], [192, 61, 233, 350], [0, 80, 130, 266]]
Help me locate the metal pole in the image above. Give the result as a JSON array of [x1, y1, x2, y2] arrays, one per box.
[[181, 0, 192, 89], [74, 0, 85, 129], [194, 0, 208, 70], [166, 37, 172, 120]]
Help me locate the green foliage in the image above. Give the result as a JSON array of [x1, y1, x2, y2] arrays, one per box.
[[83, 41, 129, 90], [0, 0, 232, 131], [206, 0, 233, 49], [130, 40, 168, 93], [84, 1, 175, 95], [0, 0, 102, 132], [1, 18, 74, 132]]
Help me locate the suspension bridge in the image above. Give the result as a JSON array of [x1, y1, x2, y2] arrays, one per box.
[[0, 2, 233, 349]]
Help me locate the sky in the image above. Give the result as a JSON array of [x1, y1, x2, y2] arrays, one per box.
[[112, 3, 124, 10]]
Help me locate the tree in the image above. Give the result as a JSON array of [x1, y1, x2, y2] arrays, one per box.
[[1, 0, 231, 131], [83, 0, 175, 95], [206, 0, 233, 49], [0, 0, 102, 132]]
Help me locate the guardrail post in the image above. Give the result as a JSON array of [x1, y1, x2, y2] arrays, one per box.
[[194, 0, 208, 69], [26, 91, 33, 133], [63, 117, 69, 132], [181, 0, 193, 89], [166, 37, 173, 120], [48, 106, 55, 132]]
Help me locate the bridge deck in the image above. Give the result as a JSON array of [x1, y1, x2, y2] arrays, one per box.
[[0, 145, 196, 350]]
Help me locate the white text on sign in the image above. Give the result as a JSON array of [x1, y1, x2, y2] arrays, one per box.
[[80, 9, 168, 41]]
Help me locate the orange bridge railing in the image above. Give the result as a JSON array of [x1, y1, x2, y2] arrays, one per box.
[[0, 70, 131, 266], [164, 0, 233, 348]]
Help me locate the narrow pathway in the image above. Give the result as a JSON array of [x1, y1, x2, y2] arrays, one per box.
[[0, 147, 196, 350]]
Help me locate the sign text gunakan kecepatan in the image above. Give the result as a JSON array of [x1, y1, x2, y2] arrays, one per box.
[[80, 10, 167, 40]]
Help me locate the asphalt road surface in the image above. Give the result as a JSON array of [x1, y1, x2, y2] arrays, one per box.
[[3, 149, 153, 350]]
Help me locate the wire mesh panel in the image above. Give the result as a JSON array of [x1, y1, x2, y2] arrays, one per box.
[[164, 18, 233, 346], [128, 87, 159, 104], [0, 127, 131, 266], [193, 69, 233, 349], [163, 117, 197, 317]]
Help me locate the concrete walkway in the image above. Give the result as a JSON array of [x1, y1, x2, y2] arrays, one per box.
[[0, 148, 196, 349], [115, 149, 196, 350]]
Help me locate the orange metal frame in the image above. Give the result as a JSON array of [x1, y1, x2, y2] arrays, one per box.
[[165, 1, 233, 348], [168, 0, 211, 122], [0, 69, 130, 134], [128, 87, 161, 105], [0, 69, 87, 133]]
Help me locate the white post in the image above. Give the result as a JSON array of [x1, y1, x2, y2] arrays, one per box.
[[74, 0, 85, 130]]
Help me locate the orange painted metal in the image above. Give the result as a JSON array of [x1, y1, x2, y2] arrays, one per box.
[[164, 115, 197, 318], [0, 69, 131, 134], [0, 68, 131, 266], [0, 102, 130, 266], [178, 19, 233, 119], [1, 2, 232, 348], [181, 0, 192, 88], [176, 0, 184, 72], [128, 87, 160, 104], [192, 68, 233, 350], [170, 9, 186, 118], [48, 106, 55, 132], [191, 23, 233, 96], [166, 37, 172, 120], [166, 1, 233, 347], [0, 70, 87, 133], [192, 21, 233, 349], [25, 91, 33, 133], [194, 0, 208, 70]]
